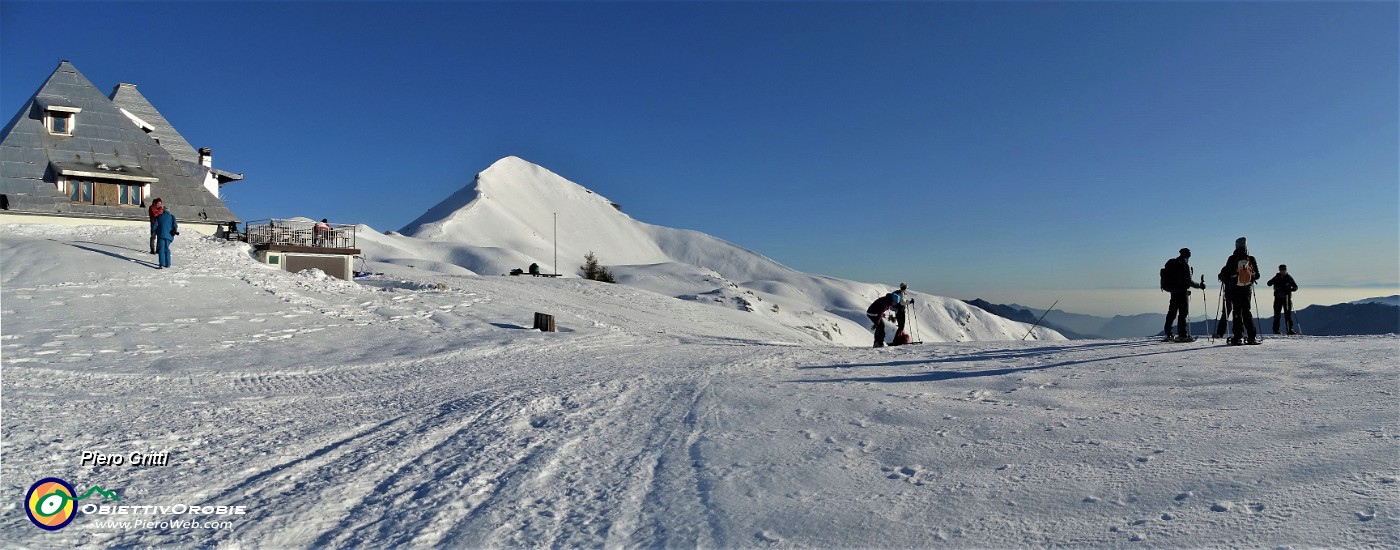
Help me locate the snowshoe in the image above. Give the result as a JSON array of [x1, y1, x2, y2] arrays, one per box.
[[1162, 335, 1175, 343], [1227, 337, 1242, 346], [1246, 337, 1261, 345], [1174, 335, 1196, 343]]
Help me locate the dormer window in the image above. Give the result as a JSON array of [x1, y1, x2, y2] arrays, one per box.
[[38, 100, 81, 136], [48, 112, 73, 135]]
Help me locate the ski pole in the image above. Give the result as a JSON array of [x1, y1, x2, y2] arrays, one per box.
[[909, 297, 919, 343], [1199, 275, 1207, 340], [1290, 294, 1303, 335], [1022, 300, 1058, 341], [1212, 283, 1224, 342], [1260, 282, 1271, 338]]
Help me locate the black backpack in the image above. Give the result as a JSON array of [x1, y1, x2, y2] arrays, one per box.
[[1160, 260, 1173, 292]]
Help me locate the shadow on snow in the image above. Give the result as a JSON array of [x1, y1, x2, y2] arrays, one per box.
[[67, 242, 159, 269], [795, 339, 1203, 384]]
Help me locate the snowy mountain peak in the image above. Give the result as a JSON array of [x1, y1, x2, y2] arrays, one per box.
[[476, 156, 614, 205], [401, 156, 612, 237], [398, 155, 669, 267]]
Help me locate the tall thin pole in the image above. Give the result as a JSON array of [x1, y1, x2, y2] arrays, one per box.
[[553, 212, 558, 276], [1199, 275, 1208, 340], [1021, 300, 1058, 341]]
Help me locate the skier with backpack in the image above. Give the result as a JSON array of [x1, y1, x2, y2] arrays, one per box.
[[1217, 237, 1261, 345], [1161, 248, 1206, 342], [866, 284, 907, 348], [1267, 264, 1300, 335]]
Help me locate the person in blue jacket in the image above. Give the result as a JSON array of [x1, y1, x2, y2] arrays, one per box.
[[151, 207, 179, 269]]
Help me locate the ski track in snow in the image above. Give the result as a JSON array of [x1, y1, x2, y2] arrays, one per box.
[[2, 226, 1397, 548]]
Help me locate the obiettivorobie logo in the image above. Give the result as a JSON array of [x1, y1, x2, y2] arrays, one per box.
[[24, 477, 120, 531], [25, 476, 248, 532]]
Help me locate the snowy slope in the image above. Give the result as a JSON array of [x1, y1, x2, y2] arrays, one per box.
[[2, 225, 1396, 548], [383, 156, 1062, 346]]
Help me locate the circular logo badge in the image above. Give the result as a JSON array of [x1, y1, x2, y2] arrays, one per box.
[[25, 478, 77, 531]]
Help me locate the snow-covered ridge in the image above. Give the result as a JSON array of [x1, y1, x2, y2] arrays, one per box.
[[1351, 295, 1400, 306], [366, 156, 1064, 345]]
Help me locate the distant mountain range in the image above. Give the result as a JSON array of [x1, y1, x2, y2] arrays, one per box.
[[967, 295, 1399, 338], [1351, 295, 1400, 306]]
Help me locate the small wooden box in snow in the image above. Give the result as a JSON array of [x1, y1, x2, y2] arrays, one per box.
[[533, 312, 556, 332]]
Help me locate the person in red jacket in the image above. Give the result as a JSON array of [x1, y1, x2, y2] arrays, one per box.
[[313, 218, 331, 247], [147, 198, 164, 254]]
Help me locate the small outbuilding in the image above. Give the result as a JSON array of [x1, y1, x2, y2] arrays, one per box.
[[242, 219, 361, 281]]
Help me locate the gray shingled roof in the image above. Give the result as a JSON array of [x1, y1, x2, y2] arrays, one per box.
[[109, 82, 199, 164], [0, 61, 239, 224]]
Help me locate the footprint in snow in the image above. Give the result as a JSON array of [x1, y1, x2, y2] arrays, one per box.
[[881, 465, 926, 485], [1211, 501, 1262, 513], [755, 531, 782, 544]]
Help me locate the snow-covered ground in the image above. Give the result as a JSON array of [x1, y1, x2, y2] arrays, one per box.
[[2, 224, 1396, 548]]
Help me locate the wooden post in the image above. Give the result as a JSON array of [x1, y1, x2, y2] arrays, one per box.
[[533, 312, 556, 332]]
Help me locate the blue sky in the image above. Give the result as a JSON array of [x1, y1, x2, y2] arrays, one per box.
[[3, 1, 1396, 315]]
